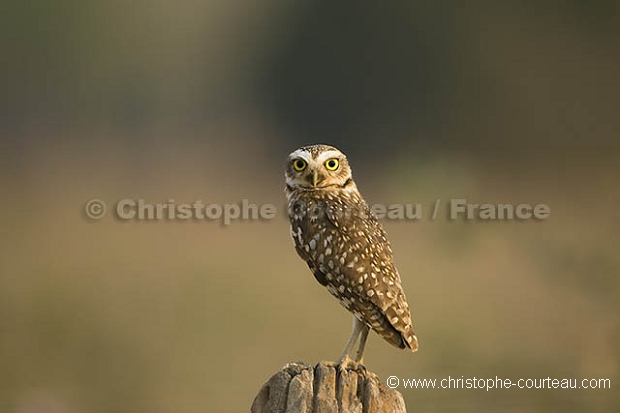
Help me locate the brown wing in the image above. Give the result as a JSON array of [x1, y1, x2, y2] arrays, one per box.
[[324, 196, 418, 351]]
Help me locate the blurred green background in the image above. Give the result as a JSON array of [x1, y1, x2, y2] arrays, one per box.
[[1, 1, 619, 412]]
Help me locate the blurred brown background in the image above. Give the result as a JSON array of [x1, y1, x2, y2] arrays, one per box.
[[1, 1, 619, 412]]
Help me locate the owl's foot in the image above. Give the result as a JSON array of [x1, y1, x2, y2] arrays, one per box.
[[335, 355, 366, 373]]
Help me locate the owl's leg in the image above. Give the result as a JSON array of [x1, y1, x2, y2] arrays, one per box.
[[337, 316, 364, 366], [353, 324, 370, 364]]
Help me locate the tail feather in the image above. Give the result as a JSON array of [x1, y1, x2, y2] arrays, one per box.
[[364, 303, 418, 352]]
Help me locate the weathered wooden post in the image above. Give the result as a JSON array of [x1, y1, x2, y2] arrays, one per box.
[[251, 361, 407, 413]]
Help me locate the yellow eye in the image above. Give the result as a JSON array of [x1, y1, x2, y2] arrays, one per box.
[[324, 158, 339, 171], [293, 159, 307, 171]]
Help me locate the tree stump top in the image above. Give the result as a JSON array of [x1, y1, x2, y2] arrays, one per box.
[[251, 361, 407, 413]]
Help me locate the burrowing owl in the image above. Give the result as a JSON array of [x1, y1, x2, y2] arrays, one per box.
[[285, 144, 418, 364]]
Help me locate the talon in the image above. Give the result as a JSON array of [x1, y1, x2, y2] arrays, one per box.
[[336, 355, 356, 371]]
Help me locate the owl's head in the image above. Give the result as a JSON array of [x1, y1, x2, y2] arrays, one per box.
[[285, 144, 356, 190]]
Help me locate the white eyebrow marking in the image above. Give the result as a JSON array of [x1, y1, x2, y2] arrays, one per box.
[[288, 149, 313, 163], [316, 150, 345, 163]]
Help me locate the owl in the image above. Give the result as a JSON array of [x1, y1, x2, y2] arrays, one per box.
[[285, 144, 418, 365]]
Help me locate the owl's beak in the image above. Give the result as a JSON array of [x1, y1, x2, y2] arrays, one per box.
[[312, 170, 319, 187]]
